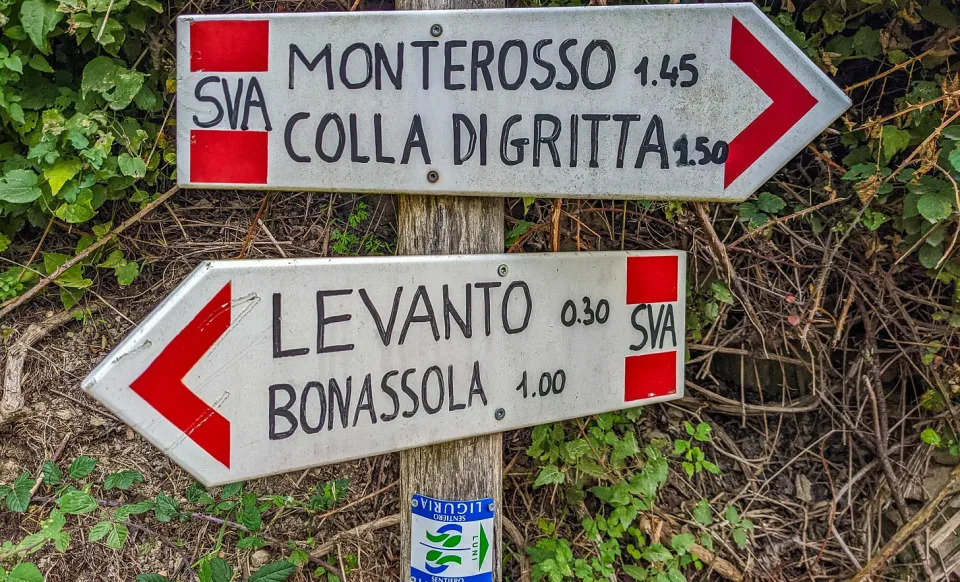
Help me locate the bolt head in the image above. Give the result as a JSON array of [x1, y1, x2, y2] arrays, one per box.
[[411, 499, 419, 508], [427, 170, 439, 183], [497, 264, 508, 277], [494, 408, 505, 420], [430, 23, 442, 37]]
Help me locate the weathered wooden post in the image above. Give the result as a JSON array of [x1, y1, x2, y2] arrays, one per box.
[[395, 3, 505, 581]]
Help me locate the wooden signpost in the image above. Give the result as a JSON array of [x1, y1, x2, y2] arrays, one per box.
[[84, 4, 850, 581]]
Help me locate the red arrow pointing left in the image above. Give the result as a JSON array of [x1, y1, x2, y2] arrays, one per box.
[[131, 282, 232, 468]]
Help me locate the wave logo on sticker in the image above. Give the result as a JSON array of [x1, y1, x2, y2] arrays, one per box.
[[422, 524, 465, 573]]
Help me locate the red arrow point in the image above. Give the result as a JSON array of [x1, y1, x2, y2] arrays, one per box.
[[131, 282, 232, 468], [725, 17, 818, 189]]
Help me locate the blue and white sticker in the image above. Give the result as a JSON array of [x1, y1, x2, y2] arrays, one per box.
[[410, 494, 494, 582]]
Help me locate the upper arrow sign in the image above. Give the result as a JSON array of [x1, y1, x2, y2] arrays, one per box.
[[176, 3, 849, 201]]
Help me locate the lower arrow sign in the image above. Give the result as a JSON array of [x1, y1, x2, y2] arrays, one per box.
[[725, 16, 819, 189], [130, 281, 232, 468]]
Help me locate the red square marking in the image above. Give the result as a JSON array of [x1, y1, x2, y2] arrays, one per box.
[[624, 351, 677, 402], [191, 20, 269, 73], [190, 130, 268, 184], [626, 255, 679, 305]]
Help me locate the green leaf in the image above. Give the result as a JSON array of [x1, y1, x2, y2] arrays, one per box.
[[642, 543, 672, 563], [53, 531, 70, 552], [137, 576, 173, 582], [6, 472, 33, 512], [28, 54, 54, 73], [68, 456, 97, 478], [57, 489, 97, 514], [918, 244, 944, 269], [881, 126, 911, 161], [154, 492, 179, 522], [732, 527, 749, 549], [20, 0, 62, 52], [724, 505, 741, 525], [103, 470, 143, 491], [240, 493, 263, 532], [692, 499, 712, 525], [0, 170, 43, 204], [533, 465, 565, 488], [221, 482, 243, 499], [118, 153, 146, 178], [710, 281, 733, 305], [114, 499, 155, 521], [45, 159, 81, 195], [921, 428, 942, 446], [756, 192, 786, 214], [8, 563, 43, 582], [948, 144, 960, 173], [670, 533, 695, 555], [110, 70, 146, 110], [623, 565, 647, 580], [81, 57, 117, 98], [200, 558, 233, 582], [41, 462, 62, 486], [115, 261, 140, 286], [248, 561, 296, 582], [917, 191, 954, 223], [88, 522, 112, 542], [105, 523, 129, 549]]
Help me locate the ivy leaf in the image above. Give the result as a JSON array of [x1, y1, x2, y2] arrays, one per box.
[[0, 169, 43, 204], [41, 461, 62, 486], [68, 455, 97, 478], [8, 563, 44, 582], [881, 125, 911, 161], [533, 464, 565, 488], [28, 54, 54, 73], [732, 527, 749, 549], [917, 191, 954, 223], [710, 281, 733, 305], [6, 472, 33, 512], [20, 0, 62, 52], [103, 470, 144, 491]]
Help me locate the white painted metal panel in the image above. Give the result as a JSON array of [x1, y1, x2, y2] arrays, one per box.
[[83, 252, 685, 485], [176, 4, 849, 200]]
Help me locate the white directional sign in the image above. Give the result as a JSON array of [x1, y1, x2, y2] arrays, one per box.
[[177, 3, 849, 200], [83, 252, 685, 485]]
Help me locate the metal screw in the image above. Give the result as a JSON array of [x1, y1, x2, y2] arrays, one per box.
[[497, 264, 508, 277], [430, 23, 443, 37], [411, 499, 419, 508], [427, 170, 440, 183], [494, 408, 505, 420], [487, 502, 495, 512]]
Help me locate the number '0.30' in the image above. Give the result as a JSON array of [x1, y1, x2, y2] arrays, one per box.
[[561, 297, 609, 326]]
